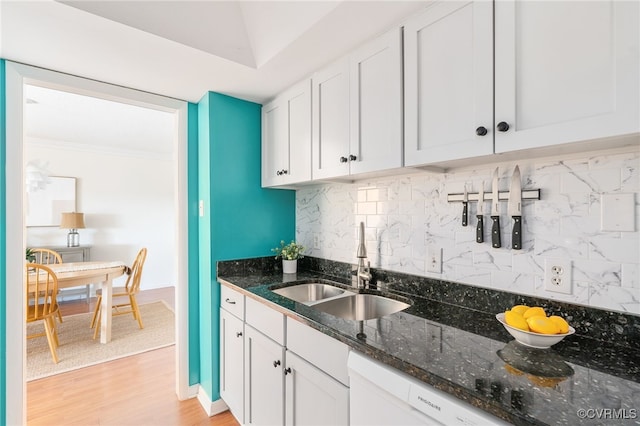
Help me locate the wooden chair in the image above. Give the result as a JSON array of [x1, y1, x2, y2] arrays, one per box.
[[30, 248, 64, 323], [26, 263, 61, 363], [90, 248, 148, 339], [31, 248, 63, 265]]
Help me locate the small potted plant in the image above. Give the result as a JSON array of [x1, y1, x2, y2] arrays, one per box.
[[272, 240, 304, 274], [26, 248, 36, 263]]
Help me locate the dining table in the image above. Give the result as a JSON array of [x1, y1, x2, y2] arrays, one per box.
[[47, 261, 126, 344]]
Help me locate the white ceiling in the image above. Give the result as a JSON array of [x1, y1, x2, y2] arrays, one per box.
[[1, 0, 429, 104], [2, 0, 429, 153]]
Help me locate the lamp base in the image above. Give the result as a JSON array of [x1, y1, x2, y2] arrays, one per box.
[[67, 229, 80, 247]]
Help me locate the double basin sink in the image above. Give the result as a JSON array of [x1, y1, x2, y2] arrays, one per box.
[[271, 282, 411, 321]]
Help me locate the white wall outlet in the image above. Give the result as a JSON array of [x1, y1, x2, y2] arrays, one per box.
[[427, 247, 442, 273], [313, 233, 320, 250], [544, 258, 572, 294]]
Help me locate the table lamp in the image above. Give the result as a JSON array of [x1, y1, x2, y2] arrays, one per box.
[[60, 212, 85, 247]]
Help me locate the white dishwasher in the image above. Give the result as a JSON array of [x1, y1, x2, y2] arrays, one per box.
[[348, 351, 509, 426]]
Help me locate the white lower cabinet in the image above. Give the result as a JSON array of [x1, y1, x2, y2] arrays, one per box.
[[285, 351, 349, 426], [220, 308, 245, 424], [244, 324, 285, 426]]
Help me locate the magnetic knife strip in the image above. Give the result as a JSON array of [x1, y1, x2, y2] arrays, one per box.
[[447, 189, 541, 203]]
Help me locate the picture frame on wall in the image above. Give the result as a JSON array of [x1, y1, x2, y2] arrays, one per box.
[[26, 176, 77, 227]]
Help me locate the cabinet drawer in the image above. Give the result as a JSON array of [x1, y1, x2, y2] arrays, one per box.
[[287, 318, 350, 386], [220, 284, 245, 320], [245, 297, 285, 346]]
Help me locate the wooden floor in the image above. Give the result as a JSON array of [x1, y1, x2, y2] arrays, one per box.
[[27, 288, 240, 426]]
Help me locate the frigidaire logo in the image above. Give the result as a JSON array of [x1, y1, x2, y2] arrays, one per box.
[[417, 396, 441, 412]]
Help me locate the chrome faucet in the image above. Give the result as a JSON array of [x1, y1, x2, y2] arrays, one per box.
[[355, 222, 372, 289]]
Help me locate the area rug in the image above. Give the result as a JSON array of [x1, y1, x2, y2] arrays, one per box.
[[27, 301, 175, 381]]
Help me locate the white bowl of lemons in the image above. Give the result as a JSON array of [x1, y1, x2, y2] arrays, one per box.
[[496, 305, 575, 349]]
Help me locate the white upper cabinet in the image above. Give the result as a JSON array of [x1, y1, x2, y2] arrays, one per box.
[[262, 79, 311, 187], [312, 58, 351, 179], [349, 27, 404, 175], [404, 1, 494, 166], [313, 27, 403, 180], [494, 0, 639, 152]]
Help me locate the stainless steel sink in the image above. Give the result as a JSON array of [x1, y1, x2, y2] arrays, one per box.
[[272, 283, 346, 304], [311, 293, 411, 320]]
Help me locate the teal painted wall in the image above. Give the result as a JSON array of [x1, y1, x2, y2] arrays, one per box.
[[187, 102, 201, 385], [0, 58, 7, 426], [198, 92, 295, 399]]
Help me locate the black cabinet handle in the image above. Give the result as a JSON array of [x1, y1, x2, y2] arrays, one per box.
[[273, 360, 281, 368], [236, 332, 243, 338], [284, 367, 292, 375], [339, 156, 348, 163], [276, 170, 281, 176], [497, 122, 510, 132], [349, 154, 357, 161], [225, 298, 236, 305], [476, 126, 488, 136], [282, 170, 288, 175]]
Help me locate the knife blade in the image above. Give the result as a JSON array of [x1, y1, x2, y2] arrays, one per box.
[[476, 182, 484, 243], [509, 165, 522, 250], [491, 167, 501, 248], [462, 187, 468, 227]]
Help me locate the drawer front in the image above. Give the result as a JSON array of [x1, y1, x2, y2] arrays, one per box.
[[287, 318, 350, 385], [220, 284, 245, 320], [245, 297, 285, 345]]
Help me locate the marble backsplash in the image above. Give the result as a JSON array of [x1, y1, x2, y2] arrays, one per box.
[[296, 147, 640, 315]]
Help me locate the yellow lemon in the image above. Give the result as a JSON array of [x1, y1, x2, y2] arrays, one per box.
[[510, 305, 529, 316], [549, 316, 570, 334], [523, 306, 546, 320], [504, 310, 530, 331], [526, 316, 561, 334]]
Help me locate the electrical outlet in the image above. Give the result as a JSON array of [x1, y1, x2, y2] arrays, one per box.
[[544, 258, 572, 294], [427, 247, 442, 273], [313, 233, 320, 250]]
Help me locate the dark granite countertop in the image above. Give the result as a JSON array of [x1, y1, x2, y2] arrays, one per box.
[[218, 269, 640, 426]]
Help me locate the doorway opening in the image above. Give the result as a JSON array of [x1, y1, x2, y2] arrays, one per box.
[[5, 61, 192, 424]]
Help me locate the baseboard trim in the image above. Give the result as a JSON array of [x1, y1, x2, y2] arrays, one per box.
[[196, 386, 229, 417]]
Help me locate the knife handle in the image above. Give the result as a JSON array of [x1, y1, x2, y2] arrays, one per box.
[[462, 202, 468, 227], [476, 215, 484, 243], [491, 216, 501, 248], [512, 216, 522, 250]]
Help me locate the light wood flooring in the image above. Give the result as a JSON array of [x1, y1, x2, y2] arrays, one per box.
[[27, 287, 240, 426]]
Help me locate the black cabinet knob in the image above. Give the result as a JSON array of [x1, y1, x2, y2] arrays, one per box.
[[236, 332, 243, 338], [339, 156, 348, 163], [476, 126, 488, 136], [497, 122, 510, 132], [349, 154, 357, 161], [284, 367, 292, 375], [273, 360, 281, 368], [282, 170, 288, 175]]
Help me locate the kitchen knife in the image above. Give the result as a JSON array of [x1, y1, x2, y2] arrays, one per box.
[[491, 168, 501, 248], [509, 165, 522, 250], [476, 182, 484, 243], [462, 187, 468, 227]]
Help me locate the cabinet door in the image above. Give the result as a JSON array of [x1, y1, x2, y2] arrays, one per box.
[[312, 58, 350, 180], [245, 325, 284, 426], [262, 99, 287, 187], [283, 80, 312, 185], [285, 351, 349, 426], [220, 309, 245, 424], [494, 0, 639, 152], [350, 27, 404, 175], [404, 1, 494, 166]]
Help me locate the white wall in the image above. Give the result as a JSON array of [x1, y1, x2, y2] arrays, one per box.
[[26, 139, 176, 290], [297, 147, 640, 315]]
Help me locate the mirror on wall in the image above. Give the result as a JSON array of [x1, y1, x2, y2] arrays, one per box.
[[26, 176, 77, 227]]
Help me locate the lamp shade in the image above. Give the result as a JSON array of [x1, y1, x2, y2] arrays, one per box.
[[60, 212, 85, 229]]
